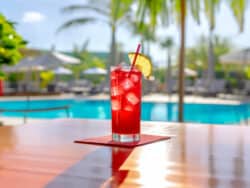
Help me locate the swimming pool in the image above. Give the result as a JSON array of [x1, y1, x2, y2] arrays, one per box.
[[0, 99, 248, 125]]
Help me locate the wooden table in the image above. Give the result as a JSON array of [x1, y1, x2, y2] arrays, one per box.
[[0, 119, 250, 188]]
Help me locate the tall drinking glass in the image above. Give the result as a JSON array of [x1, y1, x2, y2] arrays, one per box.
[[110, 66, 142, 142]]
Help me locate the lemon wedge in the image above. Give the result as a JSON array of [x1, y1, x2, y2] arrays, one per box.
[[128, 52, 152, 79]]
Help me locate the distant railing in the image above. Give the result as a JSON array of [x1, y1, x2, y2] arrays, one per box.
[[0, 105, 71, 123]]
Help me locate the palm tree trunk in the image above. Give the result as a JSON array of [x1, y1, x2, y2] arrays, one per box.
[[166, 49, 172, 94], [111, 25, 117, 66], [107, 25, 117, 82], [146, 40, 150, 56], [165, 50, 168, 92], [141, 39, 145, 54], [178, 0, 186, 122], [207, 28, 215, 87]]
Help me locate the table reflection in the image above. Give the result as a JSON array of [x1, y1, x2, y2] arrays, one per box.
[[0, 126, 17, 152], [6, 120, 249, 188], [103, 147, 133, 187]]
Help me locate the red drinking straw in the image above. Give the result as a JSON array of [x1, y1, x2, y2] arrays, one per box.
[[129, 44, 141, 73]]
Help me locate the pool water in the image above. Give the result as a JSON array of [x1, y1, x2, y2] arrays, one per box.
[[0, 99, 248, 125]]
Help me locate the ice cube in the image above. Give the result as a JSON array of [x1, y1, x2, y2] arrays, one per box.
[[111, 74, 116, 80], [121, 78, 134, 91], [130, 74, 139, 83], [126, 92, 139, 105], [124, 105, 133, 111], [111, 86, 123, 96], [111, 100, 121, 110], [111, 75, 118, 87], [111, 72, 118, 83], [111, 66, 121, 80]]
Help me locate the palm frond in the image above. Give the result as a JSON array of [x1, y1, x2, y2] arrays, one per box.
[[160, 37, 174, 48], [57, 17, 96, 33], [204, 0, 220, 30], [117, 12, 132, 26], [230, 0, 246, 32], [172, 0, 181, 25], [189, 0, 200, 25], [160, 0, 171, 26], [111, 0, 133, 22], [137, 0, 147, 30], [111, 0, 121, 22], [81, 39, 90, 52], [62, 5, 109, 16]]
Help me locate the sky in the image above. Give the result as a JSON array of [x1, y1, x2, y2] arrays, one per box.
[[0, 0, 249, 67]]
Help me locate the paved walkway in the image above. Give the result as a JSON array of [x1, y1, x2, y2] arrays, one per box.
[[0, 93, 74, 101]]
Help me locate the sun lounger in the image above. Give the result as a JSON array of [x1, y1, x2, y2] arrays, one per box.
[[69, 79, 92, 95], [97, 82, 110, 94], [55, 81, 69, 93], [173, 79, 193, 94], [168, 79, 177, 93], [185, 79, 202, 94], [241, 80, 250, 95], [47, 84, 58, 93], [3, 81, 16, 94], [198, 79, 226, 96], [186, 79, 225, 96], [142, 79, 159, 94]]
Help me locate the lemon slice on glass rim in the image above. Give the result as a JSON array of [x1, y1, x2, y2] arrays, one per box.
[[128, 52, 153, 79]]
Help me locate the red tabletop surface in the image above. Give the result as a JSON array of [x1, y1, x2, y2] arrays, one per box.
[[0, 119, 250, 188]]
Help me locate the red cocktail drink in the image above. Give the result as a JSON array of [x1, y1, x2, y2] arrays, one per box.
[[110, 66, 141, 142]]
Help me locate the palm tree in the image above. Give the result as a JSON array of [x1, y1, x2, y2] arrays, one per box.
[[160, 37, 174, 94], [203, 0, 247, 87], [178, 0, 186, 122], [185, 35, 232, 78], [178, 0, 247, 121], [134, 0, 187, 122], [131, 22, 156, 56], [58, 0, 133, 74], [203, 0, 221, 87]]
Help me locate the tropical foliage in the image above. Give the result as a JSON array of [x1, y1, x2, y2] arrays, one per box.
[[40, 71, 54, 88], [69, 42, 106, 80], [71, 51, 105, 80], [130, 22, 155, 56], [153, 68, 165, 84], [59, 0, 133, 70], [185, 35, 232, 75], [0, 14, 26, 66], [135, 0, 172, 30]]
